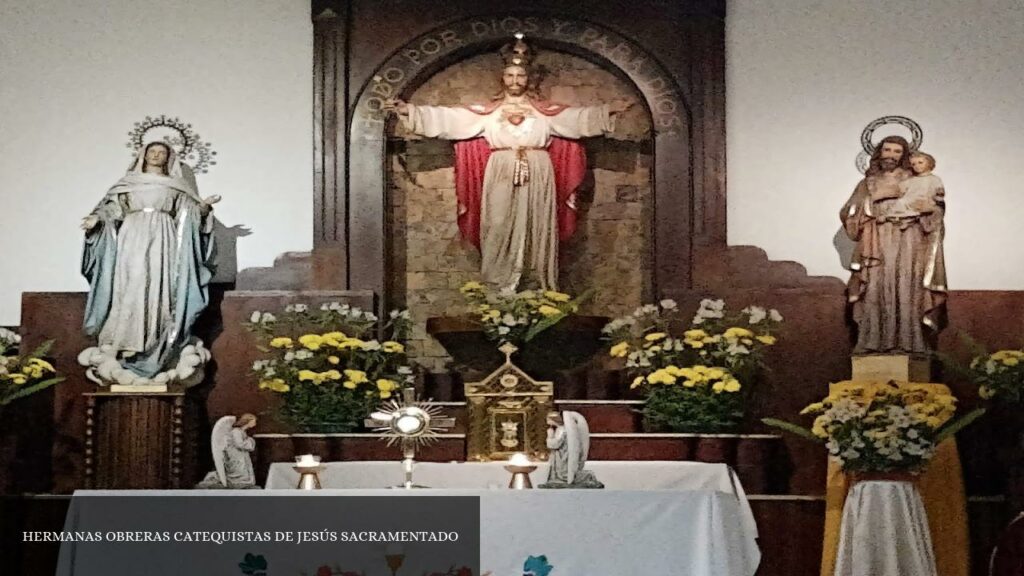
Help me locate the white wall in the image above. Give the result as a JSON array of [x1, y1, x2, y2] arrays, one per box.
[[0, 0, 312, 325], [727, 0, 1024, 288]]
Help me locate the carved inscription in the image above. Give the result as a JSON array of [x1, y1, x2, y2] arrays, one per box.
[[355, 16, 684, 137]]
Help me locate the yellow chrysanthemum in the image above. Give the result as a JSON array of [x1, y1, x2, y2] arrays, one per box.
[[328, 356, 340, 365], [705, 367, 726, 380], [28, 358, 55, 372], [298, 334, 324, 350], [324, 370, 342, 381], [723, 379, 741, 393], [460, 281, 485, 293], [344, 369, 368, 384], [630, 376, 646, 389], [270, 337, 294, 349], [609, 342, 630, 358], [382, 341, 405, 353], [711, 381, 726, 393], [259, 378, 290, 393], [10, 374, 27, 385], [343, 380, 358, 390], [537, 305, 562, 317], [724, 327, 755, 339], [336, 338, 365, 350], [376, 378, 398, 392], [684, 329, 708, 340], [647, 369, 676, 385], [756, 335, 777, 346], [684, 339, 705, 348], [644, 332, 668, 342], [543, 291, 571, 303]]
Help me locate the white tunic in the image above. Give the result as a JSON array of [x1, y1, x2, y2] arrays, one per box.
[[404, 99, 613, 290]]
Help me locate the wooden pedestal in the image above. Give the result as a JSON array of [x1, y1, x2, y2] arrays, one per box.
[[851, 354, 931, 382], [83, 391, 197, 489]]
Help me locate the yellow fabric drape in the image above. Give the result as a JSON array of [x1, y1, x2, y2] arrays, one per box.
[[820, 381, 969, 576]]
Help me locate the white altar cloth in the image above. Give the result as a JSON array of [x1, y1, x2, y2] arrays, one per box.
[[56, 489, 761, 576], [266, 459, 746, 492], [834, 480, 937, 576]]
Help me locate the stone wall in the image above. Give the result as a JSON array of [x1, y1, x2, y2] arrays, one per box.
[[387, 51, 653, 372]]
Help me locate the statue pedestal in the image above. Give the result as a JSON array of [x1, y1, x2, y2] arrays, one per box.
[[83, 391, 198, 489], [851, 354, 931, 382]]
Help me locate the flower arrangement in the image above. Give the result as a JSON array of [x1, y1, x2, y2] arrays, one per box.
[[246, 303, 413, 433], [0, 327, 63, 409], [970, 349, 1024, 403], [459, 282, 591, 347], [765, 382, 983, 474], [603, 298, 782, 432]]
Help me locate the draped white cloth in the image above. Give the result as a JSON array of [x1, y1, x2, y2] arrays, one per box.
[[834, 480, 937, 576], [57, 488, 761, 576]]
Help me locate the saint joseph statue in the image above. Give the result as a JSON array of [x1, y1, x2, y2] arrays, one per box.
[[387, 35, 632, 291]]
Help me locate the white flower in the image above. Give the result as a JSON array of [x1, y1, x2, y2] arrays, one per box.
[[295, 349, 313, 360], [361, 340, 382, 351], [260, 312, 276, 323], [659, 299, 678, 310], [350, 307, 363, 317], [249, 311, 262, 323], [263, 368, 276, 377], [294, 304, 308, 313], [252, 360, 268, 371], [769, 309, 783, 322], [397, 366, 413, 375], [320, 303, 331, 311], [284, 351, 296, 362], [743, 306, 767, 325], [691, 315, 705, 325], [726, 343, 750, 355], [364, 312, 378, 322], [497, 326, 511, 335], [285, 304, 295, 313], [502, 314, 518, 327]]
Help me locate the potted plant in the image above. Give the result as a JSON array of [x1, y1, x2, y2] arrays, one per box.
[[0, 327, 64, 492], [604, 298, 782, 433], [764, 382, 983, 478], [246, 304, 413, 433], [427, 283, 602, 378]]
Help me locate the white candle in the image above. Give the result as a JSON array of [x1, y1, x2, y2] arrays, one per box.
[[508, 453, 531, 466], [295, 454, 320, 467]]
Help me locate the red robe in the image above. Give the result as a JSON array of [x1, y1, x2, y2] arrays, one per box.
[[452, 98, 588, 249]]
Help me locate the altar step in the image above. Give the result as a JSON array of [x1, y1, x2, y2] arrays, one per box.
[[252, 431, 786, 494]]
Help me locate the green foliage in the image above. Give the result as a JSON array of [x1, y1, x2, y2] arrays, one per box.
[[245, 303, 413, 433], [459, 282, 592, 346], [0, 331, 63, 408], [642, 385, 744, 433]]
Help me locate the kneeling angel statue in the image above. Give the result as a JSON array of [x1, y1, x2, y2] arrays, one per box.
[[196, 414, 259, 489], [539, 411, 603, 489]]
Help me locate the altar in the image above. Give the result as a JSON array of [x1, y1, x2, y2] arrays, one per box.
[[57, 488, 760, 576], [260, 460, 761, 575]]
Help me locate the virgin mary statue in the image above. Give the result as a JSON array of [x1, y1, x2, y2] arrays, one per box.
[[78, 142, 217, 387]]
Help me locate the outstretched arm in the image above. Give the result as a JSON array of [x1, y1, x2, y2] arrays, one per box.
[[385, 98, 486, 140], [549, 103, 623, 139]]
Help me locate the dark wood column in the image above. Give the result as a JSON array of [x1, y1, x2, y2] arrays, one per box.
[[311, 0, 350, 288]]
